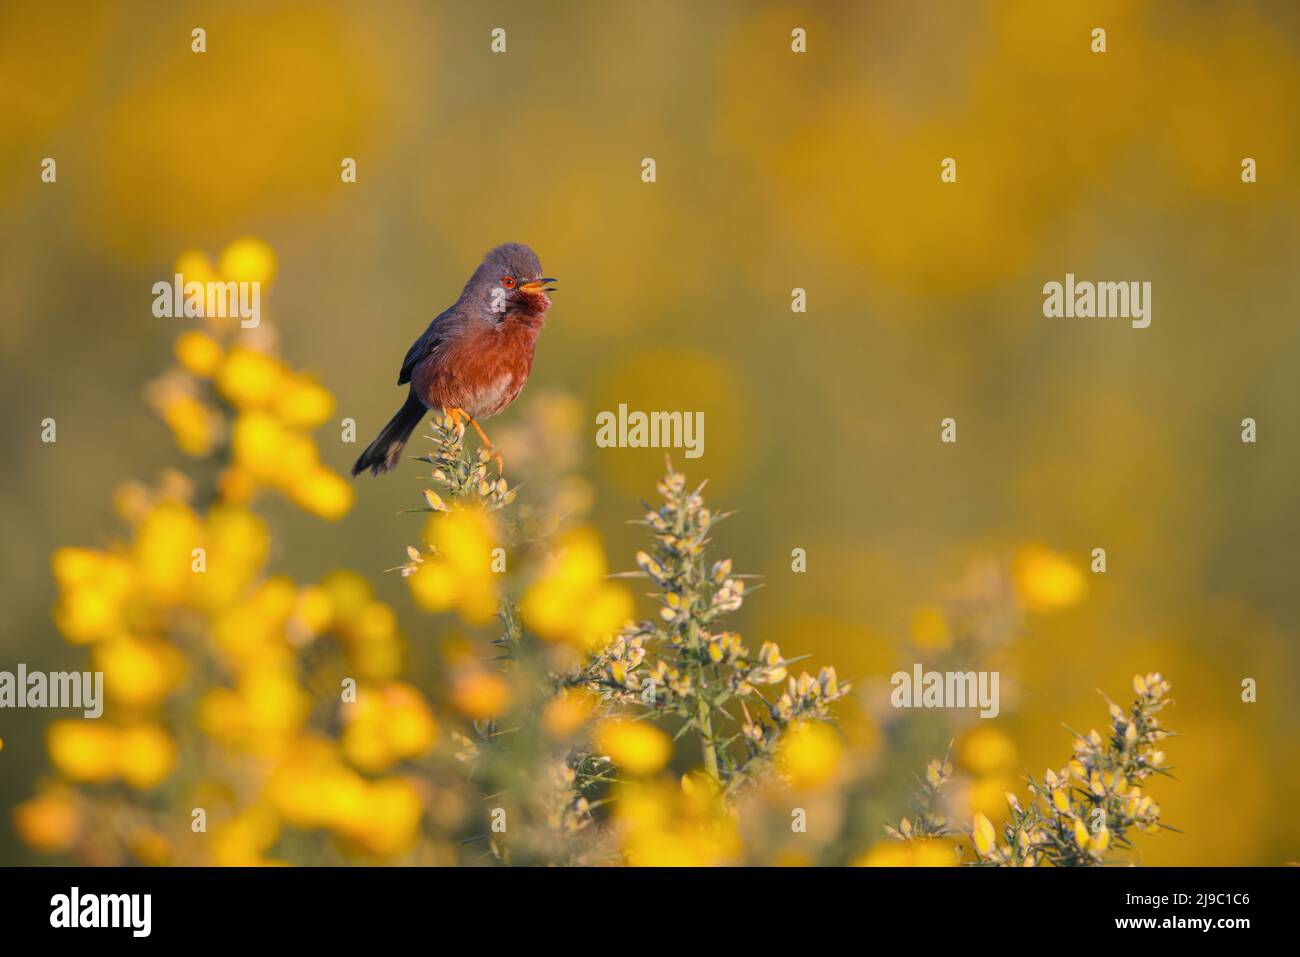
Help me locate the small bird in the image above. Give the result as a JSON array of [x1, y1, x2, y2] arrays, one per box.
[[352, 242, 555, 477]]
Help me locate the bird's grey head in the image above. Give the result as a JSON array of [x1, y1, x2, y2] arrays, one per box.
[[464, 242, 556, 320]]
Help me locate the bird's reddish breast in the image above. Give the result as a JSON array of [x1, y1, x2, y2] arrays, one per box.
[[413, 320, 538, 420]]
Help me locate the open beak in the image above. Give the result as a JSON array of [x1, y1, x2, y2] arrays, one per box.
[[520, 277, 558, 293]]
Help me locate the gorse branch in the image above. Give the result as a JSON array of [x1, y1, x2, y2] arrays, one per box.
[[408, 413, 515, 512], [578, 461, 850, 797], [890, 673, 1176, 866]]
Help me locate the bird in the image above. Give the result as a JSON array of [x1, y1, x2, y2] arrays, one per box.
[[351, 242, 555, 478]]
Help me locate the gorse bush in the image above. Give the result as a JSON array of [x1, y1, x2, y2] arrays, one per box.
[[889, 674, 1176, 866], [575, 469, 850, 797], [15, 241, 1174, 868], [396, 413, 849, 863], [16, 242, 420, 863]]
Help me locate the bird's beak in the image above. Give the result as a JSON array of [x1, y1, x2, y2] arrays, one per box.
[[520, 277, 558, 293]]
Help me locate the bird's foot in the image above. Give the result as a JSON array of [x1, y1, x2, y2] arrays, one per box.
[[442, 406, 467, 432]]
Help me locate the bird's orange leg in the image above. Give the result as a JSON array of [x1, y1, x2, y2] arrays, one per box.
[[442, 406, 465, 430], [467, 416, 504, 476]]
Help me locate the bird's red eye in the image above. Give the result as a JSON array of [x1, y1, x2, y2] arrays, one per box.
[[502, 276, 516, 289]]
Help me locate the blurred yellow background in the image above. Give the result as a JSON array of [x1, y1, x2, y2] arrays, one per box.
[[2, 0, 1298, 865]]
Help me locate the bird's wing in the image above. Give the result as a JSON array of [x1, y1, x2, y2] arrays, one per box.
[[397, 306, 456, 385]]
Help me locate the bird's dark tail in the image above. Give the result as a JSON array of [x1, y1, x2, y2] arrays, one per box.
[[352, 393, 426, 477]]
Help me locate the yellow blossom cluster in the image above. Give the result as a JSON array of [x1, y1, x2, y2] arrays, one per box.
[[12, 787, 84, 854], [52, 495, 267, 646], [19, 459, 427, 863], [46, 720, 175, 790], [14, 242, 438, 863], [1012, 544, 1088, 613], [857, 839, 957, 867], [520, 528, 634, 650], [205, 738, 427, 865], [262, 739, 426, 860], [594, 718, 672, 775], [448, 667, 514, 720], [614, 776, 741, 866], [148, 238, 352, 520], [890, 675, 1175, 867], [775, 719, 844, 791], [342, 682, 439, 773], [958, 725, 1021, 821]]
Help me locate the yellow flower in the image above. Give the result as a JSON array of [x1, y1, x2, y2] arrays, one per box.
[[338, 778, 424, 858], [595, 718, 671, 775], [968, 774, 1017, 820], [13, 789, 82, 853], [231, 411, 324, 489], [51, 548, 133, 644], [541, 690, 595, 740], [116, 724, 176, 789], [342, 682, 438, 773], [47, 721, 118, 783], [317, 571, 405, 679], [265, 738, 351, 829], [274, 374, 334, 428], [198, 665, 311, 755], [409, 508, 500, 624], [173, 249, 218, 288], [1012, 544, 1088, 612], [229, 411, 280, 479], [265, 740, 422, 858], [408, 562, 454, 609], [209, 577, 296, 670], [321, 569, 372, 619], [174, 331, 223, 378], [856, 838, 957, 867], [614, 778, 739, 866], [218, 237, 277, 286], [196, 504, 270, 609], [160, 394, 221, 456], [204, 345, 347, 517], [449, 669, 512, 720], [94, 635, 185, 709], [243, 666, 311, 732], [958, 726, 1018, 775], [216, 347, 285, 410], [520, 528, 633, 649], [291, 584, 333, 636], [210, 805, 280, 867], [971, 812, 997, 858], [132, 499, 204, 605], [776, 719, 843, 790], [217, 466, 258, 504], [290, 466, 354, 520], [1091, 826, 1112, 854]]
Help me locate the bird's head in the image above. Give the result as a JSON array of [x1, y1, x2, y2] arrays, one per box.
[[468, 242, 556, 321]]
